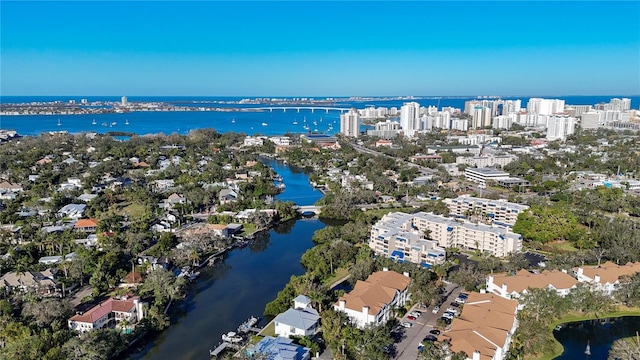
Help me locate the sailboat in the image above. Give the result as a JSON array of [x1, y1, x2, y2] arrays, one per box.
[[57, 119, 61, 126], [92, 119, 97, 125], [585, 340, 591, 355], [231, 118, 236, 123], [292, 119, 298, 125], [125, 119, 129, 125]]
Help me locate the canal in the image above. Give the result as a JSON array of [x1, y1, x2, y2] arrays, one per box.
[[128, 159, 326, 359], [553, 316, 640, 359]]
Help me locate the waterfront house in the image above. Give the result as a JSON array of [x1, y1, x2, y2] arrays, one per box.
[[440, 292, 519, 360], [74, 218, 98, 232], [486, 269, 578, 299], [68, 296, 145, 333], [274, 295, 320, 338], [0, 181, 23, 192], [334, 269, 411, 329], [245, 336, 311, 360], [575, 261, 640, 295], [0, 269, 59, 295]]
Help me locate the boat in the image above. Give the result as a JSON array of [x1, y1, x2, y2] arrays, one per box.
[[125, 119, 129, 125], [92, 119, 97, 125], [57, 119, 61, 126], [237, 316, 259, 332], [262, 122, 267, 126], [585, 341, 591, 355], [292, 119, 298, 125], [231, 118, 235, 123], [222, 332, 243, 343], [111, 122, 117, 126], [102, 122, 108, 126]]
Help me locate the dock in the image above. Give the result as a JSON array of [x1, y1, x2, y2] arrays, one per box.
[[209, 342, 241, 357]]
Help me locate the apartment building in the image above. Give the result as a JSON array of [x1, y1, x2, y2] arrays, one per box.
[[443, 195, 529, 226], [371, 212, 522, 258], [486, 269, 579, 299]]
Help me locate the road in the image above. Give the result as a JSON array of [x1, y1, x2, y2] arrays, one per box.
[[392, 283, 464, 360]]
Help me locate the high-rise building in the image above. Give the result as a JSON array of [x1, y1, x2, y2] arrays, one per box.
[[527, 98, 565, 115], [581, 111, 602, 129], [121, 96, 128, 106], [609, 98, 632, 111], [340, 108, 360, 137], [472, 106, 492, 128], [400, 102, 420, 135], [546, 115, 576, 141]]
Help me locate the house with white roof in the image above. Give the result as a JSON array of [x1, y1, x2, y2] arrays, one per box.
[[486, 269, 579, 300], [274, 295, 320, 338], [58, 204, 87, 219]]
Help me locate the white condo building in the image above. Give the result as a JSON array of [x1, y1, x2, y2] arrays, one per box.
[[443, 195, 529, 226], [526, 98, 565, 115], [340, 108, 360, 137], [581, 111, 602, 129], [400, 102, 421, 135], [371, 212, 522, 258], [546, 115, 576, 141]]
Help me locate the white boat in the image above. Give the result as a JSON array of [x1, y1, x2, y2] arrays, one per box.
[[92, 119, 97, 125], [262, 122, 268, 126], [125, 119, 129, 125], [293, 120, 298, 125], [238, 316, 259, 332], [222, 332, 243, 343], [231, 118, 235, 123], [57, 119, 61, 126], [111, 122, 117, 126], [585, 341, 591, 355]]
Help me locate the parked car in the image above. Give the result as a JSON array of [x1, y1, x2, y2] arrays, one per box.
[[429, 329, 441, 335], [407, 315, 417, 321], [440, 317, 452, 325], [401, 322, 413, 328], [409, 311, 422, 317], [423, 335, 438, 342], [446, 308, 458, 315], [449, 302, 460, 307], [432, 305, 440, 314], [443, 312, 454, 319]]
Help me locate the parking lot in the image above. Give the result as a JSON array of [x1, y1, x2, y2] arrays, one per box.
[[391, 283, 464, 360]]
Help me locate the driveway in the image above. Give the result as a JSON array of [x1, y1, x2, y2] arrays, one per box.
[[393, 283, 464, 360]]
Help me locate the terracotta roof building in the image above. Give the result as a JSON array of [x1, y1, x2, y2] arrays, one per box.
[[74, 218, 98, 232], [334, 269, 411, 329], [486, 269, 579, 299], [575, 261, 640, 295], [68, 296, 145, 333], [441, 292, 518, 360]]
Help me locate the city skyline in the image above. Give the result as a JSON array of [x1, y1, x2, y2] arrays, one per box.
[[1, 1, 639, 96]]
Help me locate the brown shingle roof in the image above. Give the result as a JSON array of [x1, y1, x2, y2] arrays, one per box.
[[336, 270, 410, 316], [491, 269, 578, 293], [579, 261, 640, 284], [442, 292, 518, 360]]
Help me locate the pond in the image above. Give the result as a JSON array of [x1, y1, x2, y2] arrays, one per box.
[[553, 316, 640, 359]]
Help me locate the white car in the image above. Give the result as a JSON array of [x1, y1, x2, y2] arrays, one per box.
[[401, 322, 413, 328], [432, 306, 440, 314], [409, 311, 422, 317], [446, 308, 458, 315], [443, 311, 455, 319]]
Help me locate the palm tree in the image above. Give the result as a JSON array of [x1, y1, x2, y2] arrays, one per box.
[[189, 249, 201, 267]]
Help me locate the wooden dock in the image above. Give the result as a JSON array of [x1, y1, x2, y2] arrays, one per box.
[[209, 342, 241, 357]]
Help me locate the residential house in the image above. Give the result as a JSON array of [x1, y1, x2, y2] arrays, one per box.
[[154, 179, 175, 191], [0, 269, 58, 295], [575, 261, 640, 295], [77, 193, 98, 202], [74, 218, 98, 232], [38, 252, 76, 265], [274, 295, 320, 338], [334, 269, 411, 329], [0, 181, 23, 192], [159, 193, 187, 211], [68, 296, 145, 333], [486, 269, 579, 299], [58, 204, 87, 219], [245, 336, 311, 360], [440, 292, 519, 360], [219, 188, 238, 205]]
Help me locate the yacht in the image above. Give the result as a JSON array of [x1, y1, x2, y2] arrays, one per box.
[[222, 332, 243, 343], [262, 122, 268, 126], [111, 122, 117, 126]]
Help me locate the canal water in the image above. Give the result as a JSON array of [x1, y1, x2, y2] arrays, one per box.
[[129, 159, 325, 359], [553, 316, 640, 359]]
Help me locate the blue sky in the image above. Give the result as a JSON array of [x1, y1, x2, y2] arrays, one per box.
[[1, 1, 639, 96]]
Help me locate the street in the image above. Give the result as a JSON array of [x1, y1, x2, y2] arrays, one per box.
[[392, 283, 463, 360]]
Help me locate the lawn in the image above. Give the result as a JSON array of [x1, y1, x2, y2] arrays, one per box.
[[257, 319, 276, 337], [118, 202, 147, 219], [323, 267, 351, 288]]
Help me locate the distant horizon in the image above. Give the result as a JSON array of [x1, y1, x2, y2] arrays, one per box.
[[3, 94, 640, 99], [2, 1, 638, 96]]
